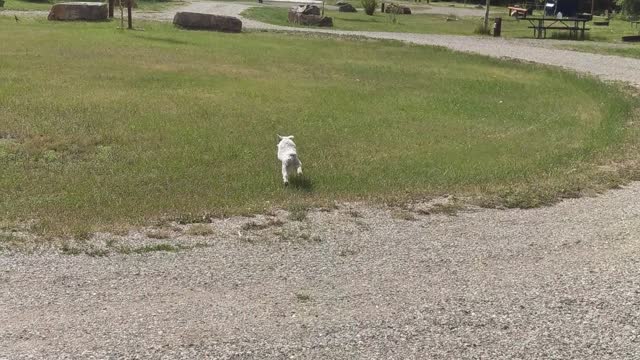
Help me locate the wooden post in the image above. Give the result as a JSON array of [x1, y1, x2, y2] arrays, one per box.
[[483, 0, 490, 30], [108, 0, 114, 18], [127, 0, 132, 29]]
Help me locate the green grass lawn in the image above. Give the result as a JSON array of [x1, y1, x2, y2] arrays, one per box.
[[0, 17, 638, 236], [242, 6, 640, 41], [2, 0, 179, 12], [243, 6, 486, 35]]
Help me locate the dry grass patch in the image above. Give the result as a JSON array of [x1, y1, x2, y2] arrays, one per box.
[[146, 230, 171, 239], [186, 224, 214, 236]]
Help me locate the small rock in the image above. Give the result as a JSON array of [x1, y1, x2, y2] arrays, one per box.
[[338, 3, 357, 12], [384, 3, 411, 14]]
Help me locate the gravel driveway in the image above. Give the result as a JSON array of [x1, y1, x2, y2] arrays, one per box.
[[3, 185, 640, 358], [2, 2, 640, 359]]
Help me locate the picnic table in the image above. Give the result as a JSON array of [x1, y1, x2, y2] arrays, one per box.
[[508, 6, 529, 18], [526, 17, 591, 39]]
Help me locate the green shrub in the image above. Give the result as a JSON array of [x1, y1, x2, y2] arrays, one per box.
[[361, 0, 377, 15], [617, 0, 640, 18]]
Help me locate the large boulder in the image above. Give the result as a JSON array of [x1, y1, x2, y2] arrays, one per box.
[[288, 5, 333, 27], [173, 12, 242, 33], [291, 4, 321, 16], [48, 2, 108, 21], [338, 3, 357, 12], [384, 3, 411, 14]]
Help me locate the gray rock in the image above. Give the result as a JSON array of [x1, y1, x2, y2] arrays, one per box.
[[173, 12, 242, 33], [338, 3, 357, 12], [290, 4, 321, 16], [288, 5, 332, 27], [384, 3, 411, 14], [47, 2, 108, 21]]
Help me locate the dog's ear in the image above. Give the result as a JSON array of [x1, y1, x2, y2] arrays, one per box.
[[277, 134, 283, 140], [288, 135, 294, 140]]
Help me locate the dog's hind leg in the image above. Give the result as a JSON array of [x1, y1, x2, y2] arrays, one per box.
[[282, 163, 289, 186], [296, 160, 303, 176]]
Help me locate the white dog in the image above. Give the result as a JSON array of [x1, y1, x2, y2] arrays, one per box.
[[277, 135, 303, 185]]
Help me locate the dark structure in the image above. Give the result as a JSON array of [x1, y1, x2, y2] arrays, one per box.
[[545, 0, 579, 17]]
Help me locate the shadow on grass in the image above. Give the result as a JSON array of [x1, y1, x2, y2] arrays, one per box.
[[337, 17, 383, 23], [288, 176, 314, 192], [130, 34, 193, 46]]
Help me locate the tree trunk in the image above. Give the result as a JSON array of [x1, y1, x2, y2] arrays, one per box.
[[127, 0, 132, 29], [119, 0, 124, 29], [483, 0, 490, 30]]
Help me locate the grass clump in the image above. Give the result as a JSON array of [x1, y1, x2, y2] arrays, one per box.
[[361, 0, 377, 15], [146, 229, 171, 239], [60, 243, 83, 255], [429, 203, 462, 216], [186, 224, 214, 236], [549, 31, 591, 41], [120, 243, 180, 254], [295, 292, 312, 302], [473, 24, 492, 35], [241, 219, 285, 231], [391, 209, 417, 221], [288, 205, 308, 222]]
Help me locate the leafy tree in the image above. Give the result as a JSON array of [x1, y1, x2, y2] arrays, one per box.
[[618, 0, 640, 18]]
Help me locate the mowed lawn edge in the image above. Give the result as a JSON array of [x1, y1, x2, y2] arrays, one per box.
[[0, 18, 639, 236]]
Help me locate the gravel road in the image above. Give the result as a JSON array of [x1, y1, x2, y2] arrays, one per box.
[[2, 2, 640, 359], [3, 185, 640, 358]]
